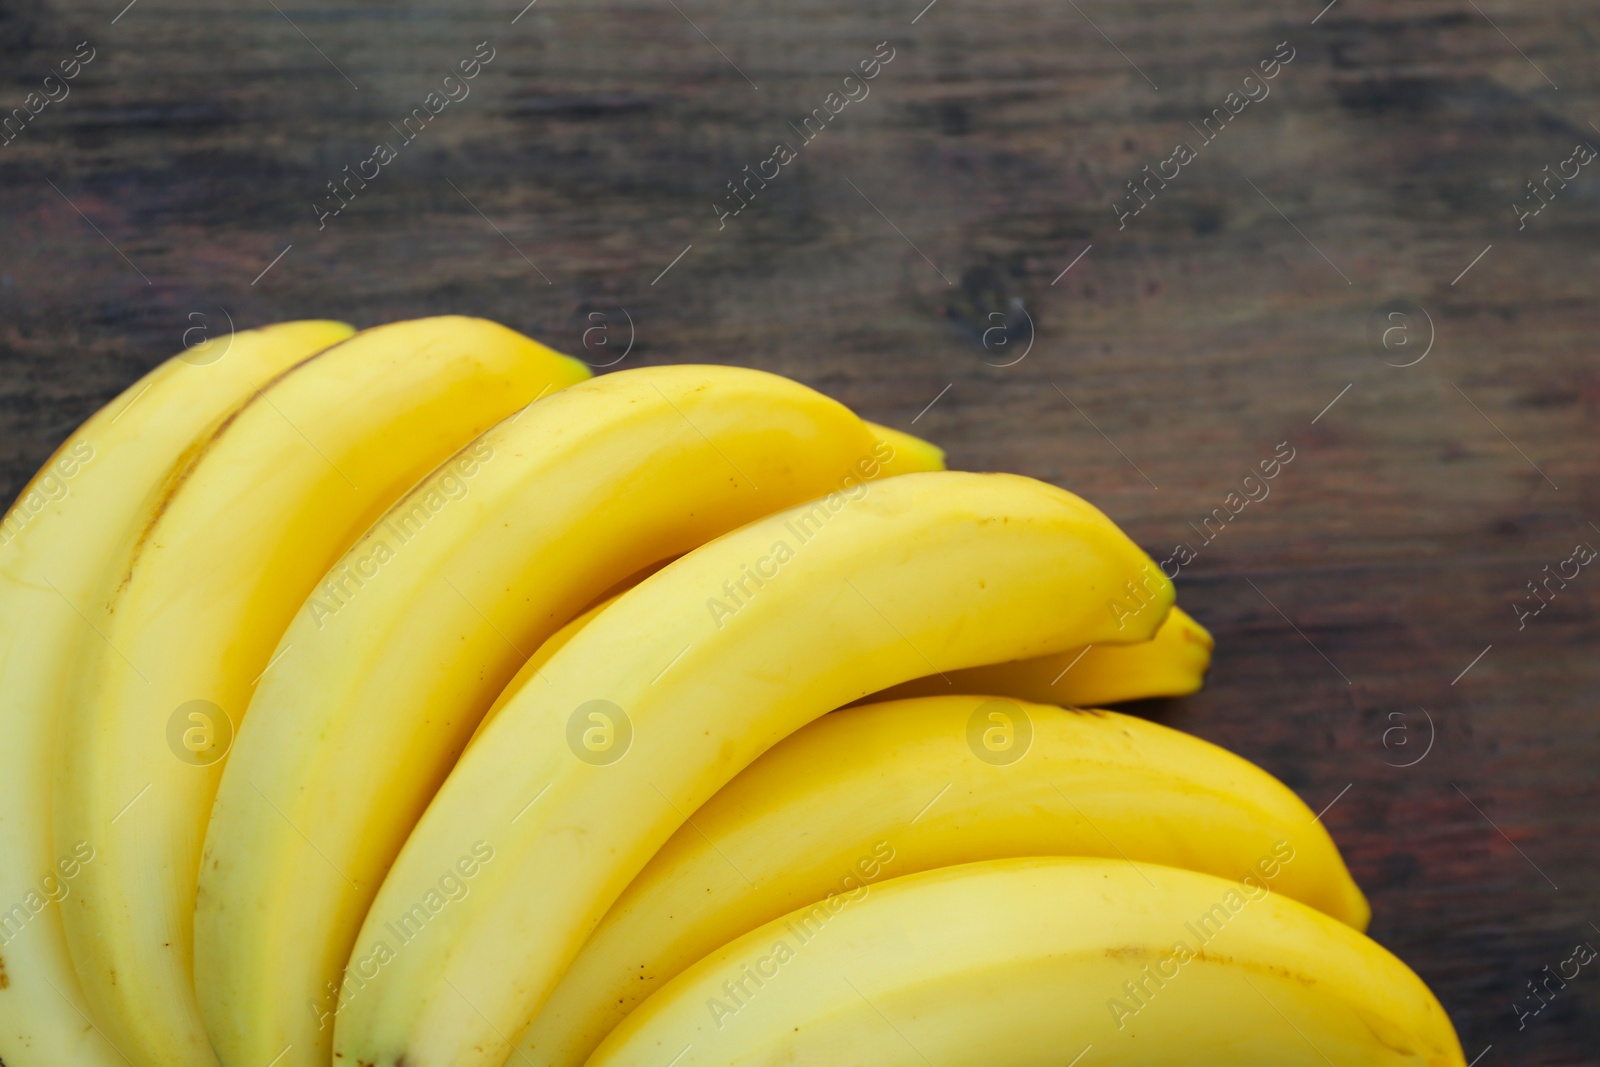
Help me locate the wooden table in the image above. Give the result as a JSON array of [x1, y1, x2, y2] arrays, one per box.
[[3, 0, 1595, 1061]]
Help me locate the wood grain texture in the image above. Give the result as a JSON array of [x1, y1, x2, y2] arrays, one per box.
[[2, 0, 1596, 1062]]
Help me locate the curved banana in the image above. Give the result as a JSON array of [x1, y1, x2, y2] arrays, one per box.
[[485, 601, 1209, 758], [520, 694, 1368, 1065], [590, 857, 1465, 1067], [197, 365, 938, 1067], [54, 317, 589, 1067], [870, 603, 1212, 707], [335, 469, 1175, 1067], [0, 320, 353, 1067]]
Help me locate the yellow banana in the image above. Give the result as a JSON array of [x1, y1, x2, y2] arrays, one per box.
[[0, 320, 353, 1067], [520, 694, 1368, 1065], [870, 603, 1212, 706], [54, 317, 589, 1067], [335, 469, 1175, 1067], [486, 599, 1208, 755], [196, 366, 940, 1067], [590, 857, 1465, 1067]]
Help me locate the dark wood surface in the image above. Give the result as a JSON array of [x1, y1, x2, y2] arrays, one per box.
[[3, 0, 1596, 1062]]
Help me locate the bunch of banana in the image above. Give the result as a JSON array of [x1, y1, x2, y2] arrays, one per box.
[[516, 695, 1372, 1067], [0, 317, 1464, 1067], [196, 363, 945, 1067]]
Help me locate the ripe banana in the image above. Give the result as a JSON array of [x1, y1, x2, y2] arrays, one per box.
[[0, 320, 353, 1067], [334, 469, 1175, 1067], [483, 599, 1209, 759], [870, 603, 1213, 707], [519, 694, 1368, 1066], [473, 458, 1197, 758], [197, 365, 941, 1067], [589, 857, 1465, 1067], [54, 317, 589, 1067]]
